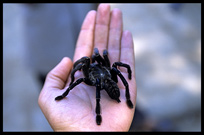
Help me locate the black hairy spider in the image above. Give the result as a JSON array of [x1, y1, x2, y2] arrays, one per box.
[[55, 48, 133, 125]]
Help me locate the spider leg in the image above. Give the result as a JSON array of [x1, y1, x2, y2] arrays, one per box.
[[70, 57, 90, 86], [69, 63, 83, 86], [92, 48, 106, 66], [55, 78, 91, 100], [112, 62, 132, 79], [111, 67, 133, 108], [73, 56, 90, 68], [103, 50, 110, 67], [110, 69, 118, 83], [95, 78, 102, 125]]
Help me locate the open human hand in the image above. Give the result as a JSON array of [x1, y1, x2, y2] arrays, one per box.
[[38, 4, 137, 131]]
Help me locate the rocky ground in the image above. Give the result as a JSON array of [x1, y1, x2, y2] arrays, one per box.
[[3, 3, 201, 131]]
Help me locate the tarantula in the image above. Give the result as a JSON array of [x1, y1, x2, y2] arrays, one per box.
[[55, 48, 133, 125]]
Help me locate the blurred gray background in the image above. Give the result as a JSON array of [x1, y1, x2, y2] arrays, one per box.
[[3, 3, 201, 131]]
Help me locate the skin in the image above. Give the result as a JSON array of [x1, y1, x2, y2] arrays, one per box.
[[38, 4, 137, 131]]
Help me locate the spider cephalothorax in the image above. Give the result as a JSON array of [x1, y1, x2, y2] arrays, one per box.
[[55, 48, 133, 125]]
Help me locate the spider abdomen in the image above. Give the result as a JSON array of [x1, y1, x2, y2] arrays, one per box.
[[104, 79, 121, 102]]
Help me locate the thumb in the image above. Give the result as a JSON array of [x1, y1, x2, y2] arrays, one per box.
[[43, 57, 73, 90]]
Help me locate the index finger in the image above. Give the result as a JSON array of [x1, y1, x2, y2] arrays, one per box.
[[73, 10, 96, 62]]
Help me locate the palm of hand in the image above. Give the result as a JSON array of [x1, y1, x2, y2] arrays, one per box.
[[39, 4, 136, 131], [49, 74, 135, 131]]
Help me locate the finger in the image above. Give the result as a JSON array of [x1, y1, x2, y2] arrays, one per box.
[[108, 8, 123, 64], [120, 31, 135, 77], [120, 31, 136, 105], [94, 4, 111, 54], [43, 57, 73, 90], [73, 10, 96, 62]]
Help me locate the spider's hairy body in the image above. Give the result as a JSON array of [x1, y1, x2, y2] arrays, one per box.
[[55, 48, 133, 125], [89, 63, 120, 102], [89, 63, 111, 87]]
